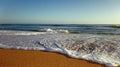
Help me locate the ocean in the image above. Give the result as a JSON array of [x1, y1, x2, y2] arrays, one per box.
[[0, 24, 120, 67], [0, 24, 120, 35]]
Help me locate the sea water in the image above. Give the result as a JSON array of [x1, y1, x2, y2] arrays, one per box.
[[0, 24, 120, 34], [0, 24, 120, 67]]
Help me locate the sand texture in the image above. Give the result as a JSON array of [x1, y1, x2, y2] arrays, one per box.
[[0, 49, 105, 67]]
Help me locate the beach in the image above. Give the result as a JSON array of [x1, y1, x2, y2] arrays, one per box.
[[0, 49, 104, 67], [0, 30, 120, 66]]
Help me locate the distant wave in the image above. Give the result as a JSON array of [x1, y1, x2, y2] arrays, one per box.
[[109, 25, 120, 28]]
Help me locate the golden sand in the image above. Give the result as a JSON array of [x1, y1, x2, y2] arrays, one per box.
[[0, 49, 114, 67]]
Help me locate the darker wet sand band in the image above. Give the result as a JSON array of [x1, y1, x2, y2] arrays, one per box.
[[0, 49, 113, 67]]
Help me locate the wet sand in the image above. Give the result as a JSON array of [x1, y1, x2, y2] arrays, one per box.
[[0, 49, 110, 67]]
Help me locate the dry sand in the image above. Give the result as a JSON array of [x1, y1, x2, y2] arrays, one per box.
[[0, 49, 114, 67]]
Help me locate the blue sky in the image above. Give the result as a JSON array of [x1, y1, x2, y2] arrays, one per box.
[[0, 0, 120, 24]]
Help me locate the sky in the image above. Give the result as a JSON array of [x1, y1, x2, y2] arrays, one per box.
[[0, 0, 120, 24]]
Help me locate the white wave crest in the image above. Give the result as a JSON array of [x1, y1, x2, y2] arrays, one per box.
[[57, 29, 69, 33], [40, 28, 69, 33], [0, 30, 47, 35]]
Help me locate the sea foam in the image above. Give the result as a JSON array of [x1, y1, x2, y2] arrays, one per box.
[[0, 30, 120, 67], [39, 28, 70, 33]]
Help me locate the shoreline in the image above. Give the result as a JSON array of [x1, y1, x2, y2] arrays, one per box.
[[0, 31, 120, 66], [0, 49, 105, 67]]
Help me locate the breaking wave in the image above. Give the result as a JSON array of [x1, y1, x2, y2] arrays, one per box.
[[38, 28, 70, 33], [0, 28, 70, 35]]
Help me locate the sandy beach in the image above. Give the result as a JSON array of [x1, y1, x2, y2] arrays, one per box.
[[0, 49, 105, 67], [0, 30, 120, 67]]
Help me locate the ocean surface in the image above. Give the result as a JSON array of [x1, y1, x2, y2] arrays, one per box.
[[0, 24, 120, 35], [0, 24, 120, 67]]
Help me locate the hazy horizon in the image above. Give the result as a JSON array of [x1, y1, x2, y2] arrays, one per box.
[[0, 0, 120, 24]]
